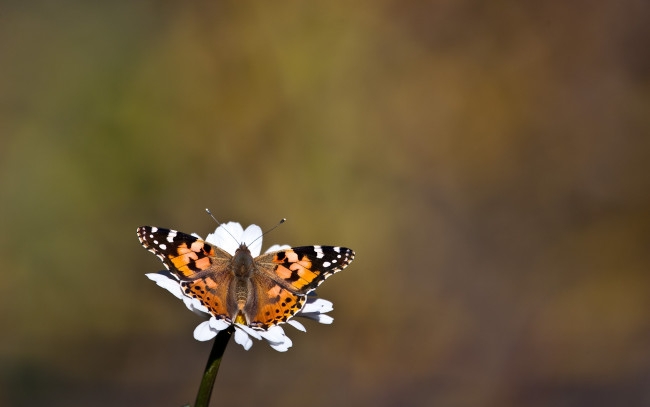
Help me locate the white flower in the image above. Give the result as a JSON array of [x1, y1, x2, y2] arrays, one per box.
[[146, 222, 336, 352]]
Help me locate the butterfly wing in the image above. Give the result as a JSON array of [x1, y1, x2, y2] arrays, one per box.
[[245, 245, 354, 329], [137, 226, 231, 279], [180, 276, 235, 323], [255, 245, 355, 294], [245, 274, 307, 330], [137, 226, 235, 322]]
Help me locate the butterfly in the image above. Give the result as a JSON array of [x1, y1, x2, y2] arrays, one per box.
[[137, 225, 354, 330]]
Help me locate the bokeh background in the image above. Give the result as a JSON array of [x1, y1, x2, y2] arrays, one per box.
[[2, 1, 650, 406]]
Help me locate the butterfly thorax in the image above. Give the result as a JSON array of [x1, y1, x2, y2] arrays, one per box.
[[232, 244, 254, 279]]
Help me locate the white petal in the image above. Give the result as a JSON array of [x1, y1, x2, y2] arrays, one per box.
[[146, 272, 183, 300], [194, 321, 217, 341], [269, 335, 292, 352], [234, 328, 253, 350], [298, 311, 332, 323], [209, 318, 231, 331], [181, 294, 210, 315], [241, 224, 263, 257], [147, 272, 210, 315], [259, 325, 286, 343], [314, 314, 334, 324], [301, 298, 334, 314], [259, 326, 293, 352], [235, 324, 262, 340], [205, 222, 244, 255], [265, 244, 291, 253], [287, 319, 306, 332]]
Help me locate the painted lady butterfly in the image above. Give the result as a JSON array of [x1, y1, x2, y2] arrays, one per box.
[[137, 226, 354, 330]]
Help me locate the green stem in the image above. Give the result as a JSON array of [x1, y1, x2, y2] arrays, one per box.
[[193, 327, 233, 407]]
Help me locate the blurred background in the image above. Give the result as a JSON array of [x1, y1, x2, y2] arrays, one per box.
[[1, 1, 649, 406]]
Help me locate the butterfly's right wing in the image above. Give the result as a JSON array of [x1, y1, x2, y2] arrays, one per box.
[[243, 245, 355, 330], [255, 245, 355, 294]]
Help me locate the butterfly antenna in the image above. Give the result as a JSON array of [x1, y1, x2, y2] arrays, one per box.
[[248, 218, 286, 247], [205, 208, 240, 244]]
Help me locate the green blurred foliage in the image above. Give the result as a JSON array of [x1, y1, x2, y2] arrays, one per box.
[[1, 1, 649, 406]]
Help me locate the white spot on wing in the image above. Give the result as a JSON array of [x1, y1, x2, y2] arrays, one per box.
[[322, 261, 331, 267], [159, 243, 167, 250], [314, 246, 324, 259], [151, 227, 158, 232], [167, 231, 177, 243]]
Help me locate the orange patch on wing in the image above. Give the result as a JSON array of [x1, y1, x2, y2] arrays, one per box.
[[267, 285, 282, 297], [275, 265, 292, 279], [289, 262, 306, 272], [285, 250, 299, 262], [291, 279, 308, 290], [172, 252, 198, 268], [194, 256, 211, 270], [177, 243, 191, 255], [190, 241, 204, 252], [297, 268, 317, 280], [297, 258, 312, 268], [204, 277, 218, 289]]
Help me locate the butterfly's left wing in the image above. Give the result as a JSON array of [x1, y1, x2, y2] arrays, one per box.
[[255, 245, 355, 295]]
